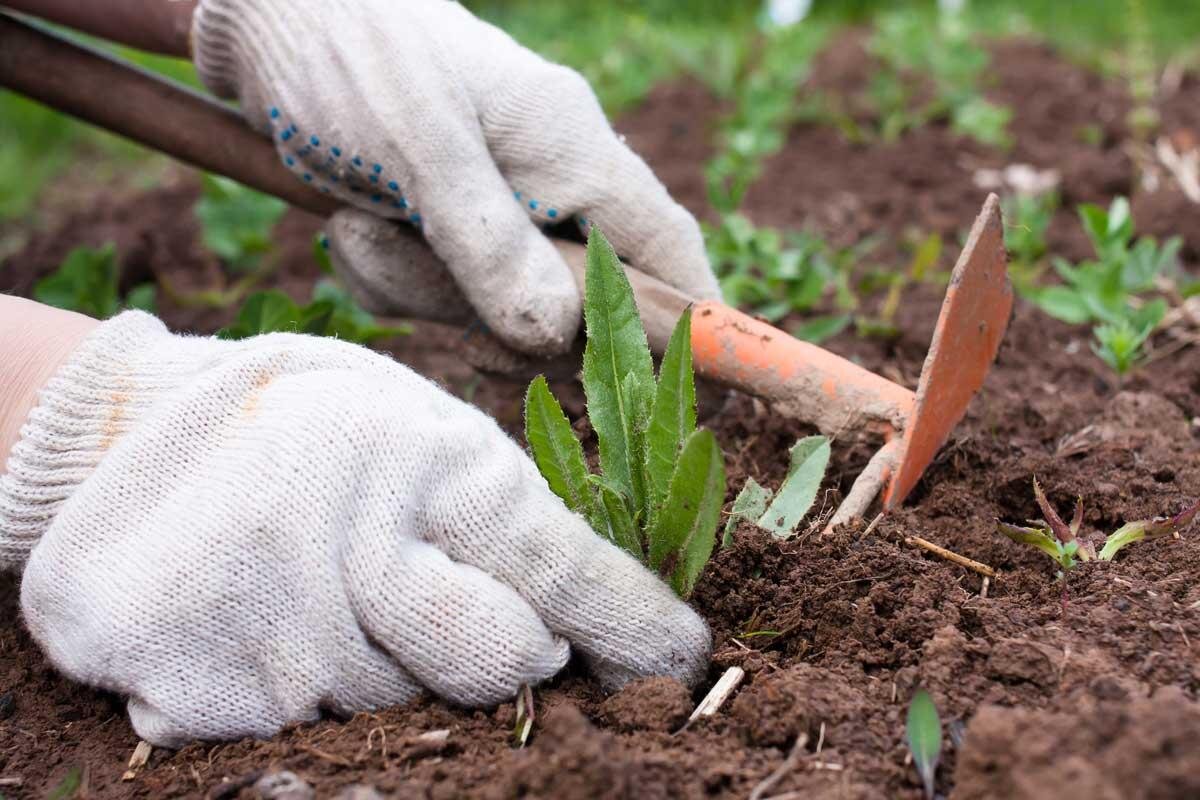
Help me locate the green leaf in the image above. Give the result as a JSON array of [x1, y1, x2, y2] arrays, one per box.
[[791, 314, 851, 343], [591, 475, 645, 558], [723, 477, 773, 546], [218, 290, 301, 339], [582, 228, 656, 513], [1098, 499, 1199, 561], [525, 376, 594, 518], [34, 244, 121, 319], [124, 282, 157, 313], [906, 689, 942, 800], [645, 308, 697, 513], [1030, 285, 1091, 325], [757, 436, 830, 537], [648, 428, 725, 597], [997, 521, 1063, 563], [196, 174, 287, 272]]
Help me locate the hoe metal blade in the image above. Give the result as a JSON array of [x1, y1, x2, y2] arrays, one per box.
[[883, 193, 1012, 508]]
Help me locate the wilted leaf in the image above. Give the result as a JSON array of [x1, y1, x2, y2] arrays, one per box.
[[906, 689, 942, 800], [1032, 477, 1075, 543], [997, 521, 1062, 562]]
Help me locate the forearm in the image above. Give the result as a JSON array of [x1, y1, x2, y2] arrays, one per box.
[[0, 296, 98, 472], [2, 0, 198, 57]]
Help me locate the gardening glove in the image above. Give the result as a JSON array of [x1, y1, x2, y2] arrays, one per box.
[[0, 312, 711, 747], [192, 0, 721, 355]]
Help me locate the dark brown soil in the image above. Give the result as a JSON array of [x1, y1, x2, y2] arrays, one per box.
[[4, 35, 1200, 799]]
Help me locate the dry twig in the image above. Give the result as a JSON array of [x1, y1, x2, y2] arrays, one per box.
[[748, 733, 810, 800], [905, 536, 996, 577]]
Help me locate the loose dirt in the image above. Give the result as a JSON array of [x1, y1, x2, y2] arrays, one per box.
[[2, 35, 1200, 798]]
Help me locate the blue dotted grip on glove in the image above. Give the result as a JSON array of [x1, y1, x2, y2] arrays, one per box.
[[268, 106, 585, 236]]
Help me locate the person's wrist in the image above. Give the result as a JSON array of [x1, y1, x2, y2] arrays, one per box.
[[0, 297, 99, 473]]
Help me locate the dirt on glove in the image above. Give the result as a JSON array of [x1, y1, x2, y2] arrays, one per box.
[[3, 34, 1200, 799]]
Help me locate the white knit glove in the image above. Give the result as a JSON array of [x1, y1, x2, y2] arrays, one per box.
[[192, 0, 721, 354], [0, 313, 710, 747]]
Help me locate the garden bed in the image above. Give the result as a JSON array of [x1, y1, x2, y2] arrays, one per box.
[[2, 34, 1200, 799]]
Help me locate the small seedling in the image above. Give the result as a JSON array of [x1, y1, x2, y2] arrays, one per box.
[[906, 688, 942, 800], [723, 435, 830, 543], [525, 229, 726, 598], [33, 243, 156, 318], [704, 214, 858, 343], [999, 478, 1199, 611], [1028, 197, 1180, 377], [866, 10, 1012, 149], [196, 174, 288, 273], [218, 280, 410, 343]]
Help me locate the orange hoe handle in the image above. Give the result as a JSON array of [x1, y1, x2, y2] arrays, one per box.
[[0, 15, 1013, 527]]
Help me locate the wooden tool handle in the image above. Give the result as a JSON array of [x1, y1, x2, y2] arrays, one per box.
[[0, 13, 695, 352]]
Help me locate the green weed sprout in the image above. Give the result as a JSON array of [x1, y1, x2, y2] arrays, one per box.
[[704, 214, 859, 344], [723, 436, 830, 543], [906, 688, 942, 800], [33, 243, 156, 319], [998, 478, 1199, 612], [524, 229, 726, 598], [196, 174, 288, 273], [1028, 196, 1180, 377], [218, 281, 409, 344]]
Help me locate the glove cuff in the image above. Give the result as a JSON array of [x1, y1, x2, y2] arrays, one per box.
[[0, 312, 176, 572]]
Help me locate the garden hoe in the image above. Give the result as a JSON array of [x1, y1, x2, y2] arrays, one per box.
[[0, 14, 1014, 530]]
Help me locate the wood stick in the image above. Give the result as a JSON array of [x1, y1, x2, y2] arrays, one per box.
[[686, 666, 745, 726], [905, 535, 996, 577]]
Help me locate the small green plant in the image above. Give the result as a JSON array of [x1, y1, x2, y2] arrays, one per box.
[[1028, 197, 1181, 376], [1002, 191, 1059, 279], [723, 435, 830, 543], [705, 23, 829, 213], [906, 688, 942, 800], [196, 174, 288, 273], [218, 280, 409, 343], [866, 10, 1012, 149], [704, 214, 859, 343], [999, 478, 1199, 612], [33, 243, 156, 318], [524, 229, 726, 597]]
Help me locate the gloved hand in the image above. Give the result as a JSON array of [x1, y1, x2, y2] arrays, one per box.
[[192, 0, 721, 355], [0, 312, 710, 747]]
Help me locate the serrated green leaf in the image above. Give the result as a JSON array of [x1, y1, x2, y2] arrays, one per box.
[[590, 475, 644, 559], [622, 370, 653, 520], [906, 689, 942, 800], [757, 436, 830, 537], [646, 308, 696, 513], [582, 228, 656, 515], [648, 429, 725, 597], [525, 376, 594, 518], [723, 477, 773, 546]]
